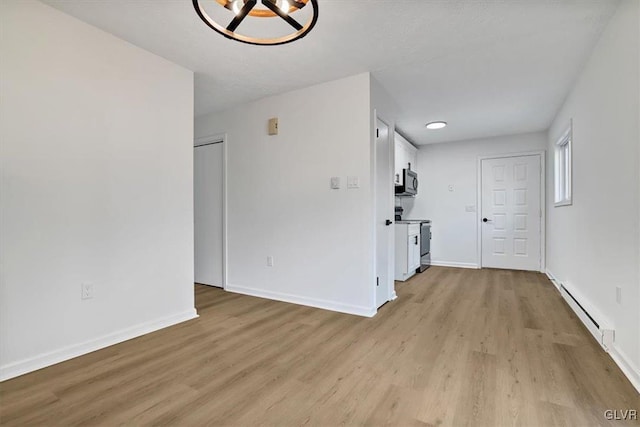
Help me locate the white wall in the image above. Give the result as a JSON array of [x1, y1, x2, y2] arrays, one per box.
[[371, 76, 400, 135], [195, 73, 377, 316], [546, 0, 639, 388], [402, 132, 547, 268], [0, 0, 196, 380]]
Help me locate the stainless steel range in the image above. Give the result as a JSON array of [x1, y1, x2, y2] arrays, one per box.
[[417, 221, 431, 272]]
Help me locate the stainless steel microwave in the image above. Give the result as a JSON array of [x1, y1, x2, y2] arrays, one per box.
[[395, 169, 418, 197]]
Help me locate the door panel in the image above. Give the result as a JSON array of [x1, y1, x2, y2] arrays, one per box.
[[194, 143, 224, 287], [376, 119, 393, 308], [481, 155, 541, 271]]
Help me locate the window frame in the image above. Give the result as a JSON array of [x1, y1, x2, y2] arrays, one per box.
[[554, 121, 573, 207]]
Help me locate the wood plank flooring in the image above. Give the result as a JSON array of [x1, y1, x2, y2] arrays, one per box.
[[1, 267, 638, 426]]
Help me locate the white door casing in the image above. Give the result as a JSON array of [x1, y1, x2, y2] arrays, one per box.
[[194, 141, 224, 287], [480, 154, 542, 271], [375, 117, 394, 308]]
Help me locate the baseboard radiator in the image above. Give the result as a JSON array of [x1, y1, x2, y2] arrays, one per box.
[[559, 284, 615, 351]]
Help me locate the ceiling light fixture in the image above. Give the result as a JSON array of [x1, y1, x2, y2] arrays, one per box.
[[193, 0, 319, 46], [426, 121, 447, 130]]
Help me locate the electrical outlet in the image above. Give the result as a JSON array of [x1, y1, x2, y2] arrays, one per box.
[[267, 256, 274, 267], [81, 283, 94, 300], [268, 117, 278, 135], [616, 286, 622, 304]]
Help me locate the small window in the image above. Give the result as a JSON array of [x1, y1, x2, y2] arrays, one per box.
[[554, 121, 573, 207]]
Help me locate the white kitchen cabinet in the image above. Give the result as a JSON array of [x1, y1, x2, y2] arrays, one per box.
[[395, 223, 421, 281], [394, 132, 418, 185]]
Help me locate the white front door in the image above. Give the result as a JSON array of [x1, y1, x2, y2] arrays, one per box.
[[375, 118, 394, 308], [194, 141, 224, 287], [481, 154, 541, 271]]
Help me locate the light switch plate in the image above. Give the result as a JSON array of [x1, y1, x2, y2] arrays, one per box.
[[330, 177, 340, 189], [81, 283, 94, 300], [347, 176, 360, 189]]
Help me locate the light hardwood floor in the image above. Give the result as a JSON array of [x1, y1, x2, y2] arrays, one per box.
[[1, 267, 638, 426]]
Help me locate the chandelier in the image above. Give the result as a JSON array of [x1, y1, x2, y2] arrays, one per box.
[[192, 0, 319, 46]]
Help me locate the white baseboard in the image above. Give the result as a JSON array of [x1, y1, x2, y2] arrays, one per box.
[[226, 284, 376, 318], [0, 309, 198, 382], [545, 269, 640, 394], [610, 345, 640, 394], [430, 260, 480, 269], [545, 269, 561, 291]]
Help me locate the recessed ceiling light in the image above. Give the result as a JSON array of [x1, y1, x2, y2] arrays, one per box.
[[426, 121, 447, 130]]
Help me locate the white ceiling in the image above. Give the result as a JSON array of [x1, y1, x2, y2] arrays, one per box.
[[42, 0, 619, 144]]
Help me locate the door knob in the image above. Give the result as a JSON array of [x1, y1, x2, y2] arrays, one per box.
[[385, 220, 393, 226], [483, 218, 492, 223]]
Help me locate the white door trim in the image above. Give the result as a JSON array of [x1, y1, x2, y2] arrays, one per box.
[[194, 133, 228, 289], [476, 150, 546, 273]]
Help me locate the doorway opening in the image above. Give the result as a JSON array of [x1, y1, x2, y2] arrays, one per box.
[[194, 134, 226, 288]]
